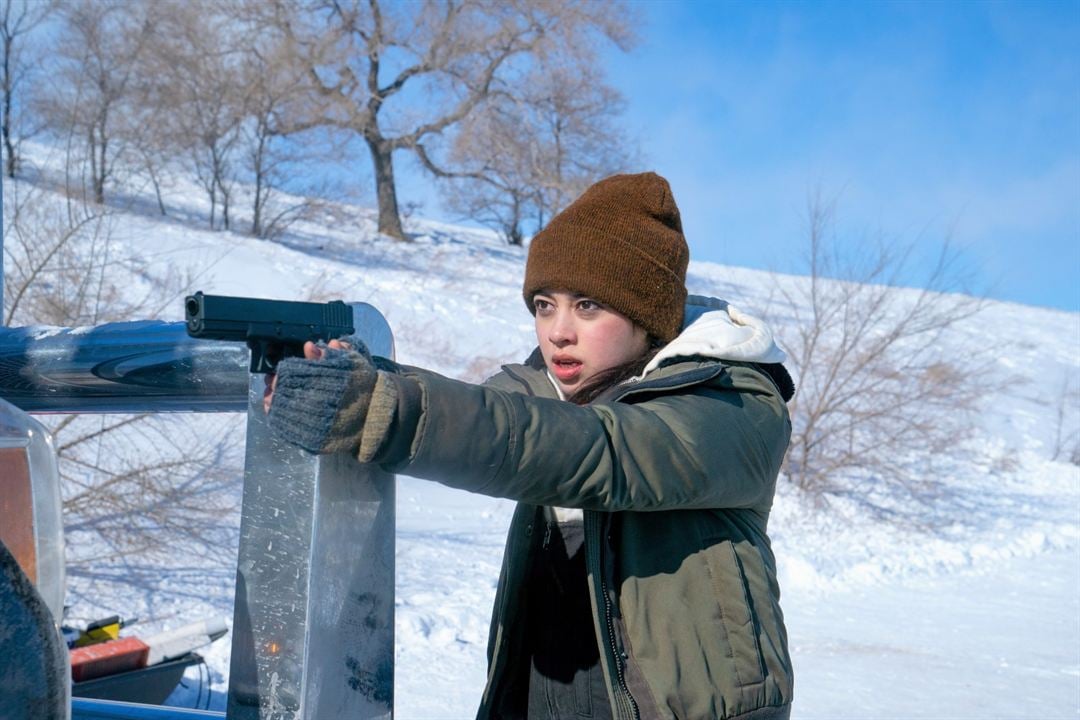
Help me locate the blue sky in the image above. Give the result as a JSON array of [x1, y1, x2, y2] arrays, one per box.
[[599, 0, 1079, 311]]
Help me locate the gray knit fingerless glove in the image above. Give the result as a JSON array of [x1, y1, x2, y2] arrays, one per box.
[[268, 348, 369, 454], [268, 343, 400, 460]]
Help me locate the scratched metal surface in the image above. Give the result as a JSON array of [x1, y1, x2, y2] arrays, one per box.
[[227, 303, 395, 720]]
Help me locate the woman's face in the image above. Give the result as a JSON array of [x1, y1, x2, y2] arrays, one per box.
[[533, 290, 650, 397]]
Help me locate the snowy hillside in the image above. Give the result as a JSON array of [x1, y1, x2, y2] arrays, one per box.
[[4, 145, 1078, 718]]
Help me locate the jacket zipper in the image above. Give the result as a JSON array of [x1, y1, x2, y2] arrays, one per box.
[[604, 586, 639, 720], [586, 511, 639, 720]]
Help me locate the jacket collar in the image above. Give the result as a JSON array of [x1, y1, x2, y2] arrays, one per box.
[[641, 295, 786, 376]]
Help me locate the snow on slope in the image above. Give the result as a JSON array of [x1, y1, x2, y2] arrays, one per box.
[[4, 146, 1078, 717]]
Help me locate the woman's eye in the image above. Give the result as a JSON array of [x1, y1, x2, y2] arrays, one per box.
[[534, 299, 552, 313], [577, 299, 599, 312]]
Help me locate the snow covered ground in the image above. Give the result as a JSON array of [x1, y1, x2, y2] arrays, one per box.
[[4, 145, 1079, 717], [789, 547, 1080, 719]]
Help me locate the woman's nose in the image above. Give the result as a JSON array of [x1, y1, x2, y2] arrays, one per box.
[[548, 312, 576, 345]]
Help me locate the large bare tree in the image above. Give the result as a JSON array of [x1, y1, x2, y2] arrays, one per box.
[[244, 0, 634, 240]]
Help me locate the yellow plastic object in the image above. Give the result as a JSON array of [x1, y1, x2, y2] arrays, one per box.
[[74, 616, 122, 647]]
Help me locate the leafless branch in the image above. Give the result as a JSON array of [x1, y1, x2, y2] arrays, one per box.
[[3, 183, 244, 589], [766, 191, 995, 517]]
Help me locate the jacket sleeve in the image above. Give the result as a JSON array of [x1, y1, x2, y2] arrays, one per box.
[[371, 363, 791, 512]]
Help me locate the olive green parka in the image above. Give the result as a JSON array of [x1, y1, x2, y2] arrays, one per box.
[[366, 298, 795, 720]]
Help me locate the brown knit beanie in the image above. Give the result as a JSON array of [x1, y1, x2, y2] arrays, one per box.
[[523, 172, 689, 342]]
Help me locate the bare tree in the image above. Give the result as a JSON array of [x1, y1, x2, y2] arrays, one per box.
[[38, 0, 153, 205], [0, 0, 54, 178], [767, 193, 990, 514], [243, 0, 634, 241], [134, 0, 321, 236], [529, 67, 635, 227], [244, 51, 291, 238], [434, 99, 540, 245], [140, 1, 246, 230], [435, 63, 634, 244], [234, 31, 322, 239]]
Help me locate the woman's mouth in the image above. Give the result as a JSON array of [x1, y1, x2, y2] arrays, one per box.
[[551, 358, 583, 382]]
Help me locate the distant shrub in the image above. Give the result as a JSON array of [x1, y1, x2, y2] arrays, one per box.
[[766, 193, 991, 517]]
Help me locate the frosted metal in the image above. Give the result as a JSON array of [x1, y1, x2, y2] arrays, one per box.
[[226, 303, 395, 720]]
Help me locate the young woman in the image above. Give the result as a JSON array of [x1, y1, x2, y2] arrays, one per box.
[[266, 172, 796, 720]]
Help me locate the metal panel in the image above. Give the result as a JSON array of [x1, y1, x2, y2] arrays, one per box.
[[226, 303, 394, 720]]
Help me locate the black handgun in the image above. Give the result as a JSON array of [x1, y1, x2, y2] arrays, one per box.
[[185, 292, 355, 373]]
